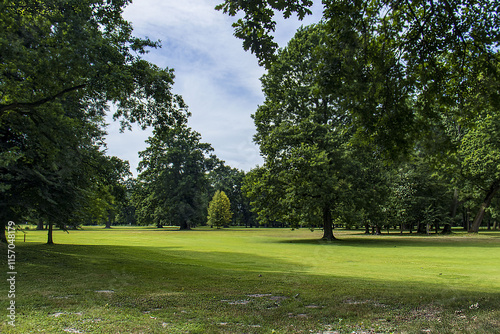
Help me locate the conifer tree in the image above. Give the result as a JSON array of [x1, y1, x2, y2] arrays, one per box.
[[207, 191, 232, 229]]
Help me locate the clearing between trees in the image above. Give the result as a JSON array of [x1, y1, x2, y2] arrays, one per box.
[[2, 226, 499, 333]]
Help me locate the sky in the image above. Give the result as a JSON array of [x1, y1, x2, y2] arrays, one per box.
[[105, 0, 323, 175]]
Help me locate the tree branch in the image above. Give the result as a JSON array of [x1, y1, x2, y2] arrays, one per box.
[[0, 84, 86, 114]]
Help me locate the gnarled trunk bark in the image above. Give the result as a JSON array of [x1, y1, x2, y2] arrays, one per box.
[[470, 180, 500, 233]]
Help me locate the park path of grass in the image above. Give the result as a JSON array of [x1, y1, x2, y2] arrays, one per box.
[[2, 226, 500, 333]]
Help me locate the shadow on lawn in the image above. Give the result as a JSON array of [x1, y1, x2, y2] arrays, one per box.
[[7, 241, 500, 334], [12, 242, 500, 319], [15, 242, 311, 279], [10, 242, 500, 321], [279, 234, 500, 248]]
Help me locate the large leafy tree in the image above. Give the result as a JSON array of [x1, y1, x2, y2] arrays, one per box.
[[0, 95, 120, 243], [460, 112, 500, 232], [1, 0, 182, 128], [419, 58, 500, 232], [1, 0, 185, 242], [97, 157, 132, 229], [246, 24, 388, 240], [219, 0, 500, 234], [217, 0, 500, 155], [135, 113, 217, 230]]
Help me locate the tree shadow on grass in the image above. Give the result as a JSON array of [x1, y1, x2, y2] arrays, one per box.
[[279, 234, 500, 248], [10, 242, 500, 334], [15, 242, 500, 293]]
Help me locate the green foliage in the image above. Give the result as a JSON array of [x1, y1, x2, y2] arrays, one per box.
[[221, 0, 500, 234], [0, 0, 183, 129], [385, 156, 454, 232], [245, 24, 390, 239], [215, 0, 313, 67], [134, 113, 217, 230], [207, 190, 233, 228], [208, 165, 255, 226], [218, 0, 500, 157], [460, 113, 500, 187], [0, 94, 130, 241], [459, 109, 500, 232], [0, 0, 186, 242]]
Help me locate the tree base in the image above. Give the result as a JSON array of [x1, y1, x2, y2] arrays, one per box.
[[441, 224, 452, 234]]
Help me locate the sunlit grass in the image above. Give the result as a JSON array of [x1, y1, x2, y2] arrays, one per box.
[[2, 226, 499, 333]]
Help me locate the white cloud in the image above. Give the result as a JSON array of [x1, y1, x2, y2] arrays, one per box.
[[105, 0, 323, 175]]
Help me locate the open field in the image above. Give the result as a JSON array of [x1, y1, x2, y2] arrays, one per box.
[[1, 227, 500, 333]]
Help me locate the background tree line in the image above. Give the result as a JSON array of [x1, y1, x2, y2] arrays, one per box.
[[2, 0, 499, 243]]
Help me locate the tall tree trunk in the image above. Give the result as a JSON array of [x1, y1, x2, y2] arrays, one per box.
[[179, 220, 191, 230], [47, 222, 54, 245], [37, 221, 45, 230], [417, 222, 427, 234], [105, 211, 113, 229], [364, 223, 370, 234], [470, 181, 500, 233], [321, 206, 335, 240], [463, 208, 468, 231]]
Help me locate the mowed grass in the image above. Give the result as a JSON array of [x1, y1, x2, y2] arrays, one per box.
[[1, 227, 500, 333]]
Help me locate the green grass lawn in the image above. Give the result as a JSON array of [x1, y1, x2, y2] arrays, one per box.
[[2, 226, 500, 333]]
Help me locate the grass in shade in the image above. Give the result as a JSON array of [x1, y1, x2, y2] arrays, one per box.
[[1, 226, 499, 333]]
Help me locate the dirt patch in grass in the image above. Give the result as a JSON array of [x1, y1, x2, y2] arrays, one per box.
[[343, 298, 388, 308], [247, 293, 272, 298], [94, 290, 114, 293]]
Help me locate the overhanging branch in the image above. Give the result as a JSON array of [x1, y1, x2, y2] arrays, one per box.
[[0, 84, 86, 114]]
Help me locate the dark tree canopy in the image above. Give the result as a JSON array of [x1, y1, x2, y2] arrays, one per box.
[[135, 112, 217, 230], [0, 0, 187, 242], [217, 0, 500, 156], [1, 0, 184, 128]]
